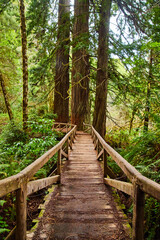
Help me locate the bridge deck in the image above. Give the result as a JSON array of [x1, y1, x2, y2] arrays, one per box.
[[30, 132, 130, 240]]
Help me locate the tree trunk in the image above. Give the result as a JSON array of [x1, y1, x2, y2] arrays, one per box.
[[19, 0, 28, 131], [0, 72, 13, 121], [93, 0, 111, 138], [144, 49, 153, 132], [54, 0, 70, 123], [71, 0, 90, 130], [129, 106, 136, 134]]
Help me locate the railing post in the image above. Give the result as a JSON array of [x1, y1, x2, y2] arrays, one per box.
[[132, 184, 145, 240], [66, 140, 69, 159], [57, 149, 62, 176], [16, 182, 27, 240], [73, 129, 76, 142], [103, 149, 108, 178], [96, 140, 99, 153]]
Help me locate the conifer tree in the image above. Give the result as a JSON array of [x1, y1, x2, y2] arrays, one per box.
[[0, 72, 13, 121], [93, 0, 112, 137], [71, 0, 90, 129], [54, 0, 70, 122], [19, 0, 28, 131]]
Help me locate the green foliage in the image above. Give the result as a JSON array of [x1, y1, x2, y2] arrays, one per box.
[[0, 0, 11, 13], [0, 200, 6, 207], [144, 197, 160, 240], [0, 119, 60, 179], [0, 200, 9, 236], [1, 122, 28, 145], [121, 130, 160, 182], [109, 127, 160, 239]]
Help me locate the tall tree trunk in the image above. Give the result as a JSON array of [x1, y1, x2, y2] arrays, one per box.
[[54, 0, 70, 123], [19, 0, 28, 131], [93, 0, 111, 138], [0, 72, 13, 121], [144, 49, 153, 132], [71, 0, 90, 130]]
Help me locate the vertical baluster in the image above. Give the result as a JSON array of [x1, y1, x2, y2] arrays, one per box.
[[57, 149, 62, 176], [96, 140, 99, 154], [103, 149, 108, 178], [66, 140, 69, 159]]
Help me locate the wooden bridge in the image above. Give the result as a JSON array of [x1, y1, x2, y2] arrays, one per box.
[[0, 123, 160, 240]]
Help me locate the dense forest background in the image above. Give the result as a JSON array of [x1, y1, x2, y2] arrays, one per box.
[[0, 0, 160, 239]]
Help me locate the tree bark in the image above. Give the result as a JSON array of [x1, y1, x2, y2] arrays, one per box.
[[129, 106, 136, 134], [144, 49, 153, 132], [19, 0, 28, 131], [54, 0, 70, 123], [0, 72, 13, 121], [71, 0, 90, 130], [93, 0, 111, 138]]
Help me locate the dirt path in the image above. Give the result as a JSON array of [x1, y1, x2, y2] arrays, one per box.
[[31, 132, 131, 240]]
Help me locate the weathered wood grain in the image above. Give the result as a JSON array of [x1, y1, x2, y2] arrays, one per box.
[[92, 126, 160, 200], [16, 182, 27, 240], [104, 178, 133, 196], [132, 184, 145, 240], [27, 175, 60, 196], [0, 125, 76, 197], [61, 149, 68, 159], [97, 149, 104, 160]]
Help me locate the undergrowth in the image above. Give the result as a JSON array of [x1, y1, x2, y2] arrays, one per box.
[[106, 127, 160, 240], [0, 118, 63, 238]]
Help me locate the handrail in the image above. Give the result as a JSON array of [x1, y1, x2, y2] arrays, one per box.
[[92, 127, 160, 200], [0, 124, 76, 197], [0, 123, 77, 240], [83, 123, 160, 240]]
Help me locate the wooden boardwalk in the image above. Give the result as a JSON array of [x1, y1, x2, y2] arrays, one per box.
[[30, 132, 130, 240]]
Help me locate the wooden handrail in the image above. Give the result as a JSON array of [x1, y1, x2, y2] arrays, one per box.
[[91, 126, 160, 200], [83, 123, 160, 240], [0, 125, 76, 198], [0, 123, 77, 240]]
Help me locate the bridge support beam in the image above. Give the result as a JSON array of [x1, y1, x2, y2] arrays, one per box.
[[103, 149, 108, 178], [132, 184, 145, 240], [16, 182, 27, 240], [57, 149, 62, 176]]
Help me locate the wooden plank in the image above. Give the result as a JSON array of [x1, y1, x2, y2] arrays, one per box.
[[94, 139, 98, 150], [48, 168, 58, 177], [132, 184, 145, 240], [97, 149, 104, 160], [16, 183, 27, 240], [103, 149, 107, 178], [61, 150, 68, 159], [68, 139, 72, 150], [104, 178, 133, 196], [84, 126, 91, 133], [27, 175, 60, 195], [0, 125, 76, 197], [137, 174, 160, 201], [57, 149, 61, 175]]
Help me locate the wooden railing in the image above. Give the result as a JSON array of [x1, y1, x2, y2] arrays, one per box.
[[83, 123, 160, 240], [0, 123, 77, 240], [52, 122, 75, 133]]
